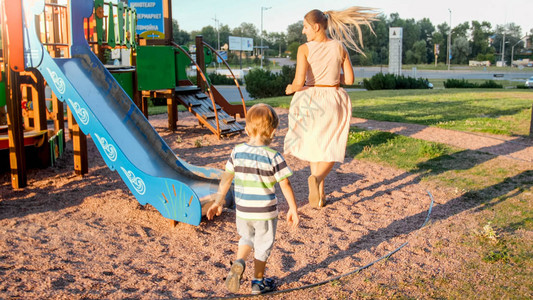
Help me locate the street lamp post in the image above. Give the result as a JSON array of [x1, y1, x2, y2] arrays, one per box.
[[447, 9, 452, 71], [260, 6, 271, 68], [511, 39, 523, 67], [501, 31, 507, 66]]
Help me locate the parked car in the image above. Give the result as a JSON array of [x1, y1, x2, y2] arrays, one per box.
[[526, 76, 533, 88]]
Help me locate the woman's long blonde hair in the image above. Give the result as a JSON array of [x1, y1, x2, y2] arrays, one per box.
[[304, 7, 378, 54]]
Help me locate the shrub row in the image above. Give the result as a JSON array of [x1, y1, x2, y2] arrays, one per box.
[[208, 73, 243, 85], [244, 65, 296, 99], [444, 79, 503, 89], [189, 73, 243, 86], [363, 73, 431, 90]]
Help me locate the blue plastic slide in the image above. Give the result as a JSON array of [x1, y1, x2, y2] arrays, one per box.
[[21, 0, 227, 226]]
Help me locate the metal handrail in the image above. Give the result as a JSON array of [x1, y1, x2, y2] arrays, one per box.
[[202, 42, 247, 117], [170, 41, 221, 136]]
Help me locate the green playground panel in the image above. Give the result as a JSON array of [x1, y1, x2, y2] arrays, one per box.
[[0, 72, 5, 107], [174, 46, 214, 82], [117, 2, 125, 46], [107, 2, 116, 47], [137, 46, 176, 91], [110, 70, 135, 99], [95, 0, 104, 45], [204, 46, 213, 65], [175, 47, 190, 81]]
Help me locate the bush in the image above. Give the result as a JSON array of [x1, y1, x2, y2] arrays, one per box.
[[189, 74, 243, 86], [244, 65, 295, 99], [444, 79, 477, 88], [444, 79, 503, 89], [363, 73, 430, 90], [478, 80, 503, 89], [208, 73, 243, 85]]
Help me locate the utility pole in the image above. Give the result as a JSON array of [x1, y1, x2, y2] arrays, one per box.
[[447, 9, 452, 71], [260, 6, 271, 68], [212, 15, 220, 69], [212, 15, 220, 50]]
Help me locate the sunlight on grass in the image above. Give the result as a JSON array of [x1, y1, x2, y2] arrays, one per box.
[[247, 89, 532, 137], [349, 89, 532, 136]]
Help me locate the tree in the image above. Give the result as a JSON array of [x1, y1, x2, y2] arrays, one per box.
[[232, 22, 259, 39], [172, 19, 191, 45], [436, 23, 451, 63], [286, 21, 305, 45], [451, 37, 470, 64], [266, 32, 287, 57], [217, 24, 232, 50], [493, 23, 523, 64], [198, 25, 217, 47], [413, 40, 428, 64], [470, 21, 492, 59], [452, 22, 470, 40], [287, 41, 299, 60], [417, 18, 435, 62]]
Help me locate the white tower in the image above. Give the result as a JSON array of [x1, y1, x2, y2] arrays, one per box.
[[389, 27, 403, 76]]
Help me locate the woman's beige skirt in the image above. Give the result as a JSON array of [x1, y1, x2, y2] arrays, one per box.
[[284, 87, 351, 163]]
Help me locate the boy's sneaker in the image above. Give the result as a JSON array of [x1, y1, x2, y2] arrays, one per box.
[[225, 259, 245, 293], [251, 278, 276, 295]]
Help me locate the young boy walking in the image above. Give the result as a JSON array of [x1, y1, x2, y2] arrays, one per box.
[[207, 103, 299, 295]]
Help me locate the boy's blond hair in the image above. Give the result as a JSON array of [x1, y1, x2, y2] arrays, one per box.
[[245, 104, 279, 144]]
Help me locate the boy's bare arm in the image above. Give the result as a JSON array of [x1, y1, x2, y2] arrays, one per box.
[[206, 171, 234, 220], [215, 171, 234, 205], [278, 178, 299, 228]]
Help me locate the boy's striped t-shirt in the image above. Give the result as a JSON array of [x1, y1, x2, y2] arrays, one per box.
[[225, 143, 292, 220]]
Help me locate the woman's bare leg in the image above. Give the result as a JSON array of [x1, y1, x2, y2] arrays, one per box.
[[309, 162, 334, 207]]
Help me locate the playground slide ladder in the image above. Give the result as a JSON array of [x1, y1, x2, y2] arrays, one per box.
[[174, 86, 243, 135]]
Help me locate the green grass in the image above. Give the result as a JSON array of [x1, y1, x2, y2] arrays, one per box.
[[148, 103, 187, 116], [248, 87, 533, 298], [350, 89, 532, 136], [346, 128, 460, 172], [249, 89, 532, 137], [346, 126, 532, 298]]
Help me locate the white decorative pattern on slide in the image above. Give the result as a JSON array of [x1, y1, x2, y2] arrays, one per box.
[[120, 167, 146, 195], [67, 99, 90, 125], [94, 133, 117, 162], [46, 67, 66, 94]]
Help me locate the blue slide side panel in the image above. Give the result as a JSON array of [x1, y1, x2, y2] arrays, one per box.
[[36, 53, 202, 225], [21, 0, 205, 225]]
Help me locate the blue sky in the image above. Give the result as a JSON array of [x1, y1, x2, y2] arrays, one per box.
[[172, 0, 532, 36]]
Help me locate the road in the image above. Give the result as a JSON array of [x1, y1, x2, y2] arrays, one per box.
[[354, 66, 533, 81], [214, 62, 533, 102]]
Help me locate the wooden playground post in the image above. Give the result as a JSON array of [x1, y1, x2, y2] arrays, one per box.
[[68, 107, 88, 176], [2, 0, 27, 188], [6, 70, 27, 188], [195, 36, 206, 92], [29, 71, 48, 133], [167, 93, 177, 131], [51, 93, 65, 149]]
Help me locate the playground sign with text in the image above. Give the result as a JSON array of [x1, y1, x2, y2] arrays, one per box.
[[129, 0, 164, 36]]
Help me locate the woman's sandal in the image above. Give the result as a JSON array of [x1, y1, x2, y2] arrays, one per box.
[[308, 175, 320, 208]]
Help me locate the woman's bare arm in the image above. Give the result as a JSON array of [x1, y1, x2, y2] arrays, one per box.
[[286, 44, 309, 94]]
